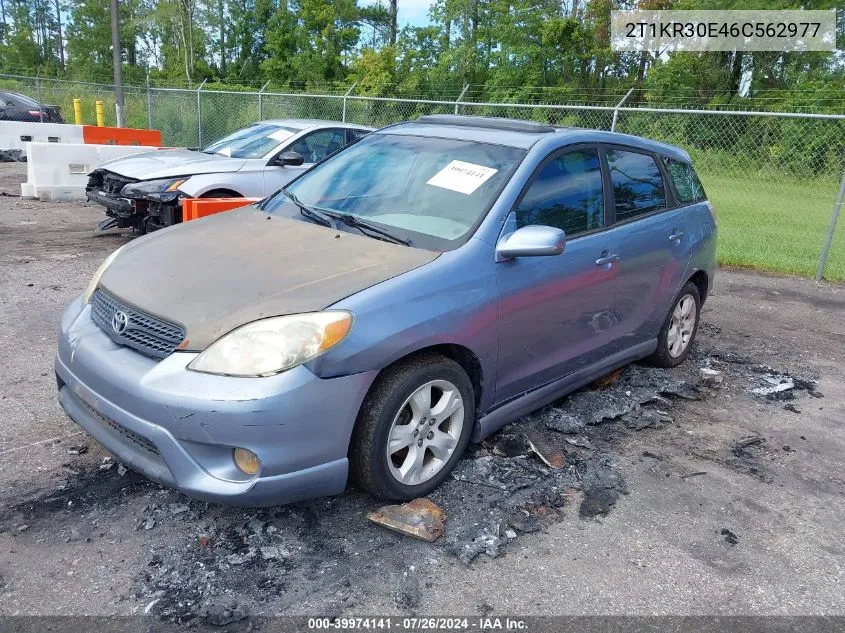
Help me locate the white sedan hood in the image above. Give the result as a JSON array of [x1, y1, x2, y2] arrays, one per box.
[[100, 149, 248, 180]]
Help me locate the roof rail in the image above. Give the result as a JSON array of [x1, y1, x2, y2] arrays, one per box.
[[415, 114, 557, 134]]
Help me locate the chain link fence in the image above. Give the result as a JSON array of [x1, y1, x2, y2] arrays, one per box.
[[1, 73, 843, 281]]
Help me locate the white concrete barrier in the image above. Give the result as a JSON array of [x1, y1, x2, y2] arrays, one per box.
[[0, 121, 83, 151], [21, 142, 156, 201]]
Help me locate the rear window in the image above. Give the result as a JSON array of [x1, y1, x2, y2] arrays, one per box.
[[663, 157, 707, 204], [606, 149, 667, 221], [7, 92, 40, 107]]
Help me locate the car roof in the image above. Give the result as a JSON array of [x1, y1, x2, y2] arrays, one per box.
[[259, 118, 373, 131], [0, 90, 35, 101], [379, 115, 691, 162]]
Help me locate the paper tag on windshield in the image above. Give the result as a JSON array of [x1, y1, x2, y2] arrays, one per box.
[[269, 129, 293, 142], [426, 160, 498, 195]]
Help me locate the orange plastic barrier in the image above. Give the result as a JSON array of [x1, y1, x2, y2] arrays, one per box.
[[81, 125, 162, 146], [182, 197, 260, 222]]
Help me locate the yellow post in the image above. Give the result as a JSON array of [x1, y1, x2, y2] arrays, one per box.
[[73, 98, 83, 125], [95, 100, 105, 127]]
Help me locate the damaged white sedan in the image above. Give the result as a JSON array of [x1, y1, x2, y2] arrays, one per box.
[[86, 119, 372, 234]]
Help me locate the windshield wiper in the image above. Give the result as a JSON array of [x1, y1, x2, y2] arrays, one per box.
[[278, 190, 409, 245], [280, 189, 336, 229], [327, 213, 411, 246]]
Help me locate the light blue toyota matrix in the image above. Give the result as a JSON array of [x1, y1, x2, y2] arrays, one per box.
[[56, 115, 717, 506]]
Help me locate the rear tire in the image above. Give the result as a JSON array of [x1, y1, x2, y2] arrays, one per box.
[[349, 353, 474, 501], [648, 281, 701, 368]]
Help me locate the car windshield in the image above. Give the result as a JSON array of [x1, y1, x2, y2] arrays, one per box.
[[262, 132, 525, 250], [204, 123, 297, 159]]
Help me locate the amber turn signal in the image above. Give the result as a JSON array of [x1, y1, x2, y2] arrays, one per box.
[[233, 447, 260, 475]]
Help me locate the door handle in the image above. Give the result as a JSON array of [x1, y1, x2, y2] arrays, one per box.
[[669, 230, 685, 242], [595, 253, 620, 267]]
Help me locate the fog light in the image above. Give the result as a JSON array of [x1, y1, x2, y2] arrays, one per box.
[[233, 448, 260, 475]]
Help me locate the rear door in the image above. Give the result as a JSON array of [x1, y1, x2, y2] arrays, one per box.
[[495, 145, 624, 403], [600, 146, 693, 347]]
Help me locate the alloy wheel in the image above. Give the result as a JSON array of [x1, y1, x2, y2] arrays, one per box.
[[667, 293, 697, 358], [385, 379, 465, 486]]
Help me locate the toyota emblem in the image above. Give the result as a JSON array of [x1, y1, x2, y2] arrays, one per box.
[[111, 310, 128, 334]]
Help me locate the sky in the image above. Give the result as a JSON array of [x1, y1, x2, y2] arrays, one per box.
[[363, 0, 436, 28]]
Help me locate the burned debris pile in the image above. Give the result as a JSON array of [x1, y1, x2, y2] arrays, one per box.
[[2, 346, 819, 624]]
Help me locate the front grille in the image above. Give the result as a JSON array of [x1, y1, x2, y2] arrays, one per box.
[[91, 289, 185, 359], [102, 171, 136, 195], [76, 396, 162, 461], [87, 170, 138, 196]]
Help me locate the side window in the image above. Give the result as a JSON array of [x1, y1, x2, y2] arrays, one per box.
[[347, 128, 369, 143], [606, 149, 666, 221], [516, 148, 604, 237], [287, 129, 346, 163], [663, 157, 707, 204]]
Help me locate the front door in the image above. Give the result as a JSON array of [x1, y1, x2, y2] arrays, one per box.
[[494, 146, 623, 404], [264, 128, 348, 195]]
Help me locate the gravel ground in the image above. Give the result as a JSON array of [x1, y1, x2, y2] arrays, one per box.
[[0, 163, 843, 621]]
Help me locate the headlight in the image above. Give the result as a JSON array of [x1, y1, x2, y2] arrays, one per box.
[[83, 245, 125, 303], [121, 177, 187, 197], [187, 311, 353, 377]]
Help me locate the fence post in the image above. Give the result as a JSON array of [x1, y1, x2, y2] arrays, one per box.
[[816, 169, 845, 281], [455, 84, 470, 115], [36, 73, 44, 122], [342, 82, 357, 122], [258, 80, 270, 120], [196, 78, 207, 148], [611, 87, 634, 132], [146, 73, 153, 130]]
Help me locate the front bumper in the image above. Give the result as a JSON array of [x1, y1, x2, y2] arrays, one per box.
[[86, 183, 182, 231], [87, 188, 134, 214], [55, 297, 377, 506]]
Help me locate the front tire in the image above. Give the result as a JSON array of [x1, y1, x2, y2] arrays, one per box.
[[649, 281, 701, 368], [349, 353, 474, 501]]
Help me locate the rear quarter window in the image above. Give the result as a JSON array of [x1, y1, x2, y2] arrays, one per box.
[[663, 157, 707, 204], [349, 129, 370, 142]]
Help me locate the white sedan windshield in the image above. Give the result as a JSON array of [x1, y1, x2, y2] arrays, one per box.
[[204, 124, 295, 159], [268, 133, 525, 248]]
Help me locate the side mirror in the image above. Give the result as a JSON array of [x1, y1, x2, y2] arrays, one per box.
[[274, 151, 305, 167], [496, 225, 566, 260]]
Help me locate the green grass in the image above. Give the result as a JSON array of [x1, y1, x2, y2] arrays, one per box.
[[702, 173, 845, 282]]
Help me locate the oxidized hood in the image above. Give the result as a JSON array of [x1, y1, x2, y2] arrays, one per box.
[[100, 149, 247, 180], [99, 207, 439, 350]]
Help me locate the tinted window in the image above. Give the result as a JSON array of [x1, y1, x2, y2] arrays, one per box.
[[606, 149, 666, 221], [516, 149, 604, 236], [7, 92, 40, 107], [287, 129, 347, 163], [663, 157, 706, 204], [348, 128, 370, 143]]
